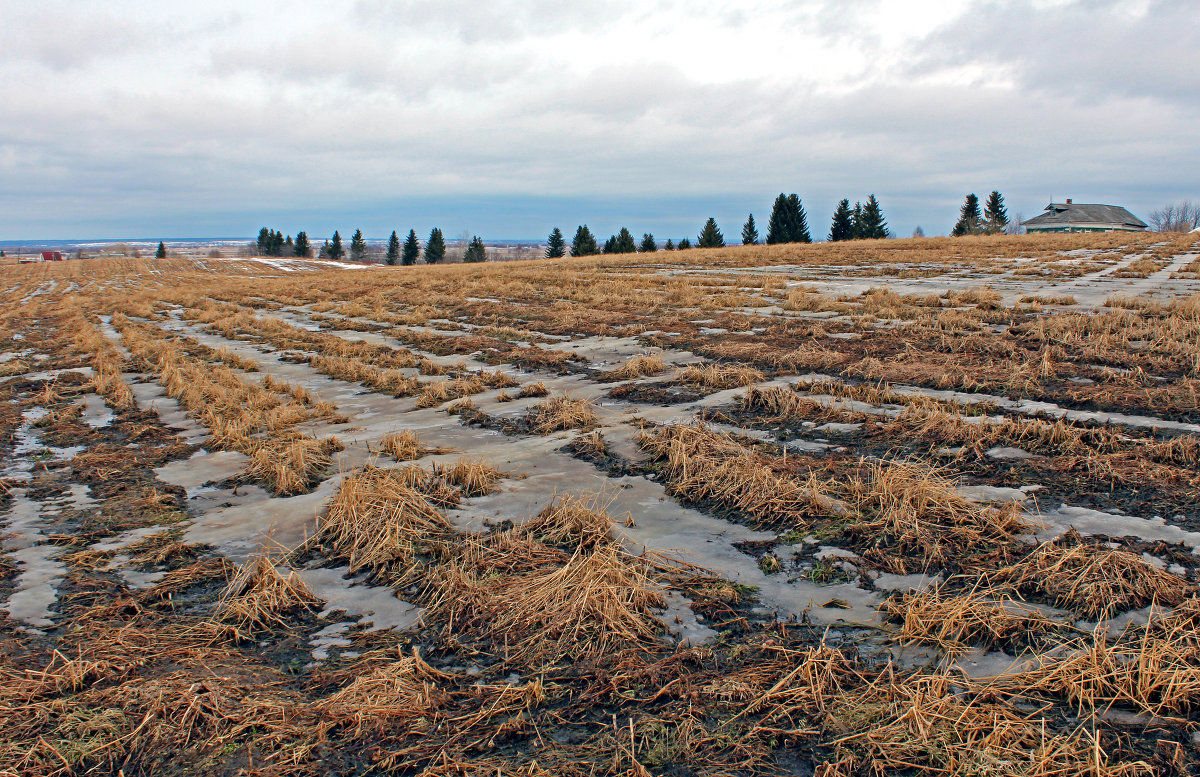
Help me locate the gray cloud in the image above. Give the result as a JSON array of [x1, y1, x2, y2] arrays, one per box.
[[1, 0, 1196, 239]]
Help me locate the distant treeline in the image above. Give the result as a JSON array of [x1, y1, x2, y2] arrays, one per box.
[[249, 190, 1014, 266]]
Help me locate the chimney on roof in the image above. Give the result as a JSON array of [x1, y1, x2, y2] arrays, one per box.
[[1065, 198, 1072, 205]]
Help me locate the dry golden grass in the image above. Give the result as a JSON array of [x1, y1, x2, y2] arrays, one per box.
[[212, 554, 322, 636], [992, 532, 1195, 619], [674, 363, 766, 390], [379, 429, 424, 461], [314, 465, 455, 573], [1000, 623, 1200, 719], [639, 423, 849, 528], [429, 541, 665, 667], [432, 457, 505, 497], [519, 493, 620, 550], [602, 354, 666, 381], [314, 647, 451, 737], [847, 460, 1031, 571], [246, 435, 344, 496], [528, 395, 600, 434], [881, 582, 1060, 655]]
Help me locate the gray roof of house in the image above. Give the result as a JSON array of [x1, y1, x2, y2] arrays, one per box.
[[1023, 202, 1147, 228]]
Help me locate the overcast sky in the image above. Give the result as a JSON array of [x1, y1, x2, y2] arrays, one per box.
[[2, 0, 1197, 241]]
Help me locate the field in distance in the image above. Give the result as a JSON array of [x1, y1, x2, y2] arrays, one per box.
[[2, 231, 1200, 776]]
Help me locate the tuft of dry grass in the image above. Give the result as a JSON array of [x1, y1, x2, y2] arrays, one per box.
[[432, 457, 505, 497], [991, 532, 1195, 619], [674, 363, 765, 390], [212, 554, 322, 636], [881, 582, 1060, 655], [378, 429, 426, 461], [246, 434, 344, 496], [638, 423, 849, 528], [528, 395, 600, 434], [315, 465, 455, 573], [429, 542, 665, 667], [315, 647, 451, 736], [602, 354, 666, 381], [516, 381, 550, 398], [847, 460, 1031, 571], [519, 493, 622, 550]]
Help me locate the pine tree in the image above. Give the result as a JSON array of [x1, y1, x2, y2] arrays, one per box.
[[256, 227, 270, 255], [386, 230, 400, 265], [155, 241, 166, 259], [328, 231, 344, 261], [639, 233, 657, 253], [697, 218, 725, 248], [463, 236, 487, 263], [545, 227, 566, 258], [424, 228, 445, 264], [664, 239, 675, 251], [678, 238, 691, 249], [602, 235, 618, 254], [766, 194, 790, 244], [614, 227, 637, 253], [401, 230, 420, 265], [284, 235, 294, 255], [294, 231, 311, 257], [319, 240, 330, 258], [984, 190, 1009, 233], [787, 194, 812, 242], [270, 230, 284, 256], [350, 229, 367, 261], [570, 225, 598, 257], [828, 199, 854, 242], [741, 213, 759, 245], [953, 194, 983, 236], [858, 195, 889, 239]]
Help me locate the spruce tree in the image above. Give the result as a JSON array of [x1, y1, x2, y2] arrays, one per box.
[[155, 241, 167, 259], [953, 194, 983, 236], [614, 227, 637, 253], [463, 236, 487, 263], [678, 238, 691, 249], [850, 202, 865, 239], [828, 199, 854, 242], [741, 213, 759, 245], [664, 239, 675, 251], [294, 231, 311, 257], [328, 231, 344, 261], [256, 227, 270, 255], [697, 218, 725, 248], [350, 229, 367, 261], [787, 194, 812, 242], [545, 227, 566, 258], [386, 230, 400, 265], [570, 225, 598, 257], [766, 194, 790, 244], [271, 230, 285, 255], [984, 191, 1009, 233], [424, 228, 445, 264], [603, 235, 618, 254], [639, 233, 657, 253], [401, 230, 420, 265], [858, 195, 889, 239]]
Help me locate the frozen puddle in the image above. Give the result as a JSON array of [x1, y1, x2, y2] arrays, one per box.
[[297, 565, 421, 631], [1035, 504, 1200, 553], [1, 485, 96, 630]]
